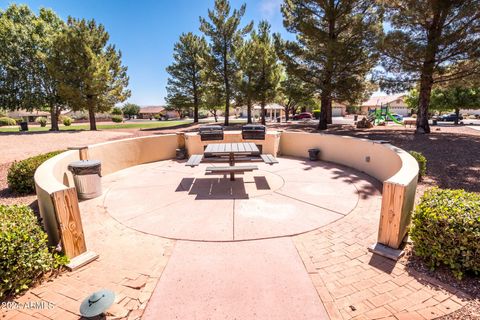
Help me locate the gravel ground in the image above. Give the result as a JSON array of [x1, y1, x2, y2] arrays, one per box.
[[0, 130, 132, 163]]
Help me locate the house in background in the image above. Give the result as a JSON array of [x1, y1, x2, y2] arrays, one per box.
[[361, 94, 410, 116], [138, 106, 179, 119], [7, 109, 50, 122]]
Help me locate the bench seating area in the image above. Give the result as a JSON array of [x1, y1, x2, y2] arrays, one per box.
[[186, 154, 203, 167], [206, 165, 258, 181], [205, 165, 258, 174], [260, 154, 279, 165]]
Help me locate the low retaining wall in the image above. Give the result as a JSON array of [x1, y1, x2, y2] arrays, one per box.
[[35, 130, 417, 254], [184, 131, 281, 156], [279, 132, 418, 248], [34, 134, 179, 248]]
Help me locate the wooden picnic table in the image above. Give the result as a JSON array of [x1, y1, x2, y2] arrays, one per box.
[[204, 142, 260, 181]]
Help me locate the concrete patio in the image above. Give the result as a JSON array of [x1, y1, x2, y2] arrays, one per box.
[[15, 132, 474, 320]]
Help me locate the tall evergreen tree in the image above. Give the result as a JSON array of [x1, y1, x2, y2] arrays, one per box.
[[0, 5, 65, 131], [252, 21, 282, 125], [47, 18, 130, 130], [276, 0, 381, 130], [380, 0, 480, 134], [236, 37, 257, 123], [199, 0, 253, 126], [166, 33, 208, 123]]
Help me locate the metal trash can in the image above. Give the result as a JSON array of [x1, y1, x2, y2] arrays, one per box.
[[308, 148, 320, 161], [68, 160, 102, 199], [176, 148, 186, 160], [20, 121, 28, 131]]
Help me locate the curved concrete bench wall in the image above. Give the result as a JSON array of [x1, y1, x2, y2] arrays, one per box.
[[35, 134, 179, 247], [279, 132, 419, 248], [35, 131, 417, 253]]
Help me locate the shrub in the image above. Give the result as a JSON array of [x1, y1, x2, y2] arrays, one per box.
[[312, 109, 321, 119], [35, 117, 47, 127], [411, 114, 417, 118], [410, 188, 480, 279], [0, 205, 68, 298], [62, 116, 73, 126], [0, 117, 17, 126], [409, 151, 427, 179], [111, 107, 123, 115], [7, 151, 63, 195], [111, 115, 123, 123]]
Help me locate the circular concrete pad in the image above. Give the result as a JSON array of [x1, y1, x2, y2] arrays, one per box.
[[102, 158, 360, 241]]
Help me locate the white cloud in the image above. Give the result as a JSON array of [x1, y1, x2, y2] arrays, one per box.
[[259, 0, 282, 20]]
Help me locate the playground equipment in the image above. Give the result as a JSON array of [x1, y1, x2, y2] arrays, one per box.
[[368, 105, 404, 126]]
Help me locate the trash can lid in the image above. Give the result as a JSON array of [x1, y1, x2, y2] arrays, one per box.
[[68, 160, 101, 168], [68, 160, 101, 175]]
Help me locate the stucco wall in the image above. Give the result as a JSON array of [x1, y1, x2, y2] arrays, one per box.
[[279, 131, 418, 248], [184, 131, 281, 156], [34, 134, 179, 245], [279, 132, 403, 182]]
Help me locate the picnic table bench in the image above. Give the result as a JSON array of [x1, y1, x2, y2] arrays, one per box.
[[185, 142, 278, 180]]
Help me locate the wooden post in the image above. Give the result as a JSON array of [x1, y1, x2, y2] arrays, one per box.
[[50, 187, 98, 269], [51, 188, 86, 257], [377, 182, 412, 249]]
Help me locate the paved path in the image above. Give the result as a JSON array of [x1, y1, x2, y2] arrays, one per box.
[[143, 239, 329, 319]]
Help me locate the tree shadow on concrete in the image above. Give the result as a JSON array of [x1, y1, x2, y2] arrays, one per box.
[[298, 159, 382, 200]]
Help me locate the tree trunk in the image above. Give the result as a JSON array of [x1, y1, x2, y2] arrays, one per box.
[[223, 46, 230, 126], [49, 106, 59, 131], [317, 95, 329, 130], [193, 82, 199, 123], [213, 110, 218, 122], [417, 80, 431, 134], [88, 105, 97, 131], [454, 107, 460, 125], [416, 8, 446, 134], [260, 99, 266, 125], [247, 97, 252, 124], [326, 99, 332, 124], [284, 102, 290, 122]]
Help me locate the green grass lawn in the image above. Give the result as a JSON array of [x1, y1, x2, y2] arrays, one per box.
[[0, 120, 191, 132]]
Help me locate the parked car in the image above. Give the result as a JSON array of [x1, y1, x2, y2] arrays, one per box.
[[292, 112, 313, 120], [386, 113, 403, 122], [437, 113, 463, 122]]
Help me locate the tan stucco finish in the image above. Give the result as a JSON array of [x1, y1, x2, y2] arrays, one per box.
[[184, 131, 281, 156], [35, 131, 417, 249]]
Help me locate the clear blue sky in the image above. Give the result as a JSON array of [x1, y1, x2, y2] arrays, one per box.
[[0, 0, 292, 106]]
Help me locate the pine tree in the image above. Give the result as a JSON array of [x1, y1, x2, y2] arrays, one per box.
[[252, 21, 282, 125], [380, 0, 480, 134], [276, 0, 381, 130], [47, 18, 130, 130], [166, 33, 208, 123], [199, 0, 253, 126]]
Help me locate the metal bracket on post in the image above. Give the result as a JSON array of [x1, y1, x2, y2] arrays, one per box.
[[68, 146, 89, 160]]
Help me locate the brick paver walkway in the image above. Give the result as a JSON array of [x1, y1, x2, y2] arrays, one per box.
[[293, 172, 473, 320], [2, 158, 475, 320], [1, 191, 174, 320]]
